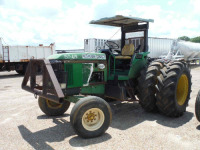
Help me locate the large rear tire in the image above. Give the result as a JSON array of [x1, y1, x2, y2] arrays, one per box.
[[156, 61, 192, 117], [137, 61, 164, 112], [195, 90, 200, 122], [38, 97, 70, 116], [70, 96, 112, 138]]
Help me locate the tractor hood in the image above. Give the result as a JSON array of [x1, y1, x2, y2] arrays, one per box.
[[47, 52, 106, 60]]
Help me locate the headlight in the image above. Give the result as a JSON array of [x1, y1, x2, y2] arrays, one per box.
[[98, 64, 105, 70], [60, 83, 66, 89]]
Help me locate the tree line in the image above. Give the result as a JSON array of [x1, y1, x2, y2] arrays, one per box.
[[178, 36, 200, 43]]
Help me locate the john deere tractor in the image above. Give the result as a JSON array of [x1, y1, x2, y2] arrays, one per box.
[[22, 15, 192, 138]]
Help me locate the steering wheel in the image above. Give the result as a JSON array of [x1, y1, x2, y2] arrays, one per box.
[[105, 41, 119, 49], [135, 45, 141, 53]]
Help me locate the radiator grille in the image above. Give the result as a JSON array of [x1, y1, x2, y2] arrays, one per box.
[[65, 64, 73, 86]]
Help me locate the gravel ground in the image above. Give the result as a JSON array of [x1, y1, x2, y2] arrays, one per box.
[[0, 66, 200, 150]]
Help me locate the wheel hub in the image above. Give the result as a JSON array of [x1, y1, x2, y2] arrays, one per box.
[[46, 100, 62, 109], [176, 74, 189, 106], [82, 108, 105, 131], [85, 111, 97, 122]]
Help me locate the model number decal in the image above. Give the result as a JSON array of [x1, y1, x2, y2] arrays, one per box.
[[82, 54, 106, 60], [64, 54, 78, 59]]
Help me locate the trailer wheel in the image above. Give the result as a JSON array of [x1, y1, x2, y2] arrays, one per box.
[[137, 61, 164, 112], [16, 70, 24, 75], [70, 96, 112, 138], [195, 90, 200, 122], [156, 61, 192, 117], [16, 64, 27, 75], [38, 97, 70, 116]]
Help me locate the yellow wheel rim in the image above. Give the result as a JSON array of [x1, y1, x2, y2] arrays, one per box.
[[46, 100, 62, 109], [176, 74, 189, 106], [82, 108, 105, 131]]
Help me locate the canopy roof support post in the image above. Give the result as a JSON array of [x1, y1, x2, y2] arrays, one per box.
[[144, 23, 149, 52], [121, 26, 125, 50]]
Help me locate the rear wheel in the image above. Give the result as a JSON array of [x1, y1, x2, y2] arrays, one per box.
[[137, 61, 164, 112], [156, 61, 192, 117], [70, 96, 112, 138], [38, 97, 70, 116], [195, 90, 200, 122]]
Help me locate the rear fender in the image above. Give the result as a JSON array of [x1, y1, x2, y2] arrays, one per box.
[[128, 52, 149, 79]]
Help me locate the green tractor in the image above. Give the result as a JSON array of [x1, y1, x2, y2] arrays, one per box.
[[22, 15, 192, 138]]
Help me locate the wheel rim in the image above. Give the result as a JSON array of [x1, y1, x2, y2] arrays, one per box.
[[82, 108, 105, 131], [176, 74, 189, 106], [46, 100, 62, 109]]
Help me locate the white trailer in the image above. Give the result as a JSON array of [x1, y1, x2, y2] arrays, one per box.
[[84, 37, 174, 59], [0, 38, 55, 74], [148, 37, 173, 58]]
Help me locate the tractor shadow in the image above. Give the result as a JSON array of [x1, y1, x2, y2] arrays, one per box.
[[18, 117, 72, 150], [109, 101, 193, 130], [18, 115, 111, 150], [196, 125, 200, 130], [17, 102, 193, 149], [69, 133, 111, 147]]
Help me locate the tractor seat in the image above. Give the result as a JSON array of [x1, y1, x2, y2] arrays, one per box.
[[115, 44, 134, 59]]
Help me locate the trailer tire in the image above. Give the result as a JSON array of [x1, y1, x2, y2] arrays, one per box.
[[16, 64, 28, 75], [137, 61, 164, 112], [38, 97, 70, 116], [70, 96, 112, 138], [16, 70, 24, 75], [156, 61, 192, 117], [195, 90, 200, 122]]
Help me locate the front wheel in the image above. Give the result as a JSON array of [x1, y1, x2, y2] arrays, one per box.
[[70, 96, 112, 138], [195, 90, 200, 122], [38, 97, 70, 116]]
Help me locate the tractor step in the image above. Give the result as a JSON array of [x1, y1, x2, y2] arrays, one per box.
[[105, 84, 138, 101]]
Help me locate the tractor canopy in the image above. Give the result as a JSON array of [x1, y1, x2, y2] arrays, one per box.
[[90, 15, 154, 27], [90, 15, 153, 52]]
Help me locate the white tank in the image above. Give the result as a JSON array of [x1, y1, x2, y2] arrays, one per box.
[[171, 40, 200, 61]]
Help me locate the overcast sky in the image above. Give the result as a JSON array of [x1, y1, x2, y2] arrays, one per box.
[[0, 0, 199, 49]]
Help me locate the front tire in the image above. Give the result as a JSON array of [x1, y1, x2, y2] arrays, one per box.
[[195, 90, 200, 122], [156, 61, 192, 117], [70, 96, 112, 138], [38, 97, 70, 116]]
